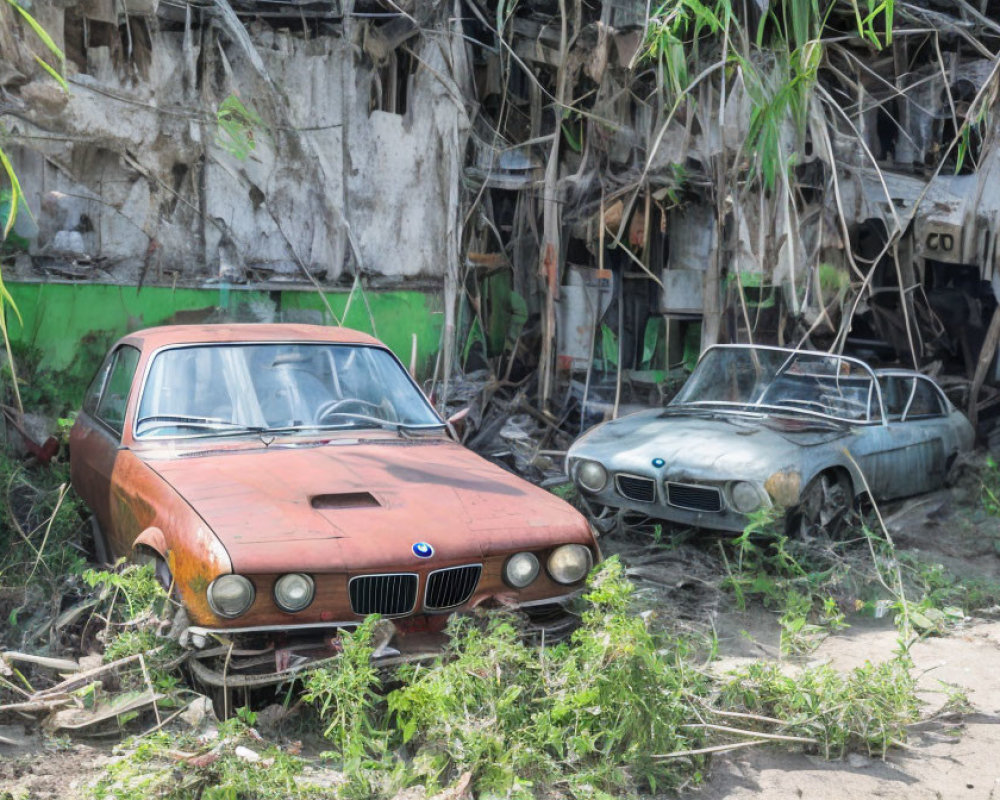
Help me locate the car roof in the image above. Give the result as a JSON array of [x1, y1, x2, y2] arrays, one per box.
[[119, 323, 385, 350]]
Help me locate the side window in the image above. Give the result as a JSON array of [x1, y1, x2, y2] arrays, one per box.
[[905, 379, 944, 419], [95, 347, 141, 435], [82, 353, 115, 416], [879, 376, 912, 421]]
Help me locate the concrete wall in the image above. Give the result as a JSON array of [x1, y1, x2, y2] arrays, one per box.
[[2, 2, 468, 285]]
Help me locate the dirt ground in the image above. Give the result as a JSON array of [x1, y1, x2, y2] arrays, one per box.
[[696, 618, 1000, 800], [2, 483, 999, 799]]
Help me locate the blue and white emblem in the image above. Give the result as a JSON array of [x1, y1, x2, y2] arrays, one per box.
[[412, 542, 434, 559], [651, 457, 665, 468]]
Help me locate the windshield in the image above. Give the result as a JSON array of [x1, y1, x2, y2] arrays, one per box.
[[671, 346, 880, 423], [135, 343, 442, 439]]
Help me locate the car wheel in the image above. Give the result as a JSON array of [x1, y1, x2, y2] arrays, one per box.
[[89, 515, 111, 566], [787, 472, 855, 540]]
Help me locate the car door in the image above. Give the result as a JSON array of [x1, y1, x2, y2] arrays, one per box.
[[854, 376, 947, 499], [69, 345, 141, 553]]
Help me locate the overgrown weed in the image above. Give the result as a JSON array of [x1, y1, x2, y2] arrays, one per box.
[[92, 717, 324, 800], [81, 562, 183, 695], [983, 455, 1000, 516], [92, 554, 927, 799], [719, 657, 919, 758], [387, 559, 708, 796], [720, 508, 857, 654], [301, 616, 389, 767], [0, 452, 85, 591], [0, 453, 86, 648]]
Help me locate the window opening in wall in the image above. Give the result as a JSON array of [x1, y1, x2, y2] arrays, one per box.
[[369, 49, 417, 115]]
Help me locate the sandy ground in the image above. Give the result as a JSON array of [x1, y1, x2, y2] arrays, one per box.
[[687, 482, 1000, 800], [694, 618, 1000, 800]]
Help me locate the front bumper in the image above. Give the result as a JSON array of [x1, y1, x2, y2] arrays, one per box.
[[180, 594, 584, 689], [580, 491, 753, 533]]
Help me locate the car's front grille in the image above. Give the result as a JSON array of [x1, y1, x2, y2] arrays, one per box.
[[616, 474, 657, 503], [349, 573, 418, 616], [425, 564, 482, 610], [666, 482, 722, 512]]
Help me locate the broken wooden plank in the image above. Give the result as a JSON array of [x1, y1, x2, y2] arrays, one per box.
[[0, 695, 74, 715], [48, 689, 161, 732], [2, 652, 81, 673], [32, 653, 143, 698]]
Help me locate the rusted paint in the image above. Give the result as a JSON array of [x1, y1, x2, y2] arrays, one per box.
[[70, 323, 599, 631], [764, 470, 802, 507], [133, 526, 167, 557]]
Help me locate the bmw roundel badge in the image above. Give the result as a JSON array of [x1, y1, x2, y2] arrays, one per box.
[[412, 542, 434, 558], [651, 457, 665, 468]]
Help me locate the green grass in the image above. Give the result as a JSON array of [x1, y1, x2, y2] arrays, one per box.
[[983, 456, 1000, 517]]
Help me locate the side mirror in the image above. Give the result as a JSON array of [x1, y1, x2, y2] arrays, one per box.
[[446, 407, 470, 442]]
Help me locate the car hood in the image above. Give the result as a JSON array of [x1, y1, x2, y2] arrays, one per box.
[[143, 438, 587, 573], [571, 409, 850, 479]]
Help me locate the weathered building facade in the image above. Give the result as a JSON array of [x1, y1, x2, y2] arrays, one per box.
[[2, 0, 999, 426]]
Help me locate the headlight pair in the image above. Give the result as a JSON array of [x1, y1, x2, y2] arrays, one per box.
[[503, 544, 593, 588], [207, 572, 315, 618]]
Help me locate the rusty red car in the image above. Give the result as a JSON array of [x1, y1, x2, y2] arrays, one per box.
[[70, 324, 599, 690]]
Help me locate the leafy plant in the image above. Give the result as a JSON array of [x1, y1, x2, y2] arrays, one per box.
[[386, 558, 709, 795], [301, 616, 389, 767], [91, 718, 324, 800], [719, 655, 918, 758], [215, 93, 264, 160], [83, 562, 168, 621]]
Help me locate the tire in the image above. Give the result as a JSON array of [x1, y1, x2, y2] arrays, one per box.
[[786, 471, 855, 540]]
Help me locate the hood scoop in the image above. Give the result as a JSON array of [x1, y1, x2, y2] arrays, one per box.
[[310, 491, 381, 510]]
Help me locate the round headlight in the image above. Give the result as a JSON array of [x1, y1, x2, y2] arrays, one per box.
[[504, 552, 540, 588], [274, 573, 315, 613], [207, 574, 255, 618], [576, 460, 608, 493], [547, 544, 593, 585], [731, 481, 762, 514]]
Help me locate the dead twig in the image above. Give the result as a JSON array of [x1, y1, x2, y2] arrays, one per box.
[[26, 482, 68, 584], [653, 739, 770, 759], [682, 722, 818, 745]]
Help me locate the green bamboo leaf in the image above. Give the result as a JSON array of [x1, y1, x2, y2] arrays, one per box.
[[0, 146, 23, 239], [32, 54, 68, 92], [0, 278, 23, 326], [6, 0, 66, 63]]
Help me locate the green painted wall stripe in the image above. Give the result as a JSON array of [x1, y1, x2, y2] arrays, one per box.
[[5, 282, 444, 396]]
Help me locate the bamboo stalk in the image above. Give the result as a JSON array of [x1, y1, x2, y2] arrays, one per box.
[[579, 189, 604, 434]]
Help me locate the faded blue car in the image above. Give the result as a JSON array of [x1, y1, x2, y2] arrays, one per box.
[[566, 345, 975, 536]]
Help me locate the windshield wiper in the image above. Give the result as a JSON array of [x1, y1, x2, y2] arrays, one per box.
[[136, 414, 270, 435], [304, 412, 446, 435]]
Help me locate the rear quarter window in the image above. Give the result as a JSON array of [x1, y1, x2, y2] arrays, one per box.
[[907, 379, 944, 419]]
